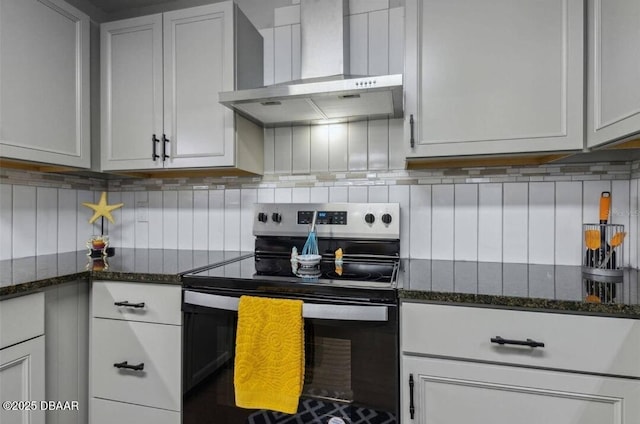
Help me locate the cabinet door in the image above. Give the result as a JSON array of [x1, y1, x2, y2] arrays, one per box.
[[0, 336, 45, 424], [405, 0, 584, 158], [0, 0, 90, 168], [587, 0, 640, 147], [101, 14, 164, 171], [163, 2, 235, 168], [402, 355, 640, 424]]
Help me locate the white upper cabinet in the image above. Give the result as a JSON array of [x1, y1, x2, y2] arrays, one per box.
[[0, 0, 90, 168], [405, 0, 585, 159], [101, 2, 264, 173], [587, 0, 640, 148], [100, 14, 164, 170]]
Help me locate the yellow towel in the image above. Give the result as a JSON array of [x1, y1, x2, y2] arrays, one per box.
[[234, 296, 304, 414]]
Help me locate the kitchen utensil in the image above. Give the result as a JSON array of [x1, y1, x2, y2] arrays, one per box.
[[301, 211, 319, 256], [599, 232, 626, 269], [598, 191, 611, 263], [584, 230, 600, 250], [584, 229, 601, 268]]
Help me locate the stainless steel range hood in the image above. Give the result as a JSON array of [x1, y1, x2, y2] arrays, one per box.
[[219, 0, 403, 128]]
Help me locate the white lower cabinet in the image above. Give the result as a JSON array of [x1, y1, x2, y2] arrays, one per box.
[[91, 398, 180, 424], [92, 319, 181, 410], [0, 292, 45, 424], [401, 302, 640, 423], [403, 355, 640, 424], [90, 281, 182, 423], [0, 336, 46, 424]]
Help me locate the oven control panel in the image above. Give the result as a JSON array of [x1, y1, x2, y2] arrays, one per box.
[[253, 203, 400, 239], [298, 211, 347, 225]]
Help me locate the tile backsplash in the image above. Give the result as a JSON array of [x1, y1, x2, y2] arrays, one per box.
[[0, 170, 106, 260], [2, 165, 638, 269]]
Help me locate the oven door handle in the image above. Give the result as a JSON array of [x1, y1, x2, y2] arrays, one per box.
[[184, 291, 389, 322]]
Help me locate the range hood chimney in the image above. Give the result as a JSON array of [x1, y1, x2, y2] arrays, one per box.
[[300, 0, 349, 80], [219, 0, 403, 128]]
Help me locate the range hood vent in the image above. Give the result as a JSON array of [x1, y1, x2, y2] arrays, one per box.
[[219, 0, 403, 128]]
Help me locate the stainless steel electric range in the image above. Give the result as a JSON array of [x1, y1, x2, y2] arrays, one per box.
[[182, 203, 401, 424]]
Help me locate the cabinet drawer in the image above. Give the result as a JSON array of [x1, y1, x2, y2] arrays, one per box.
[[401, 302, 640, 377], [91, 318, 181, 411], [92, 281, 181, 325], [91, 398, 180, 424], [0, 292, 44, 349]]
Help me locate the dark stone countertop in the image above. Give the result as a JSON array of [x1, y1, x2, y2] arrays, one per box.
[[0, 249, 251, 299], [2, 251, 639, 319], [397, 260, 640, 319]]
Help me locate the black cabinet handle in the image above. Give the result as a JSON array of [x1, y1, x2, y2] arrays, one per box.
[[491, 336, 545, 348], [409, 373, 415, 419], [162, 134, 170, 160], [114, 301, 145, 308], [152, 134, 160, 161], [409, 114, 415, 148], [113, 361, 144, 371]]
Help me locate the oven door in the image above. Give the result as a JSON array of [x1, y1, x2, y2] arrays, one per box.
[[182, 289, 398, 424]]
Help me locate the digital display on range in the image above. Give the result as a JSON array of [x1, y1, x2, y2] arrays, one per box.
[[298, 211, 347, 225]]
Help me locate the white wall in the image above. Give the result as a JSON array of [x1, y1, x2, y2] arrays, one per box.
[[98, 176, 638, 267], [0, 186, 102, 260]]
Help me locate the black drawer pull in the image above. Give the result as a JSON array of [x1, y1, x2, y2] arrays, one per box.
[[113, 361, 144, 371], [409, 114, 415, 148], [491, 336, 545, 348], [114, 301, 145, 308], [152, 134, 160, 160], [409, 373, 415, 419], [162, 133, 170, 160]]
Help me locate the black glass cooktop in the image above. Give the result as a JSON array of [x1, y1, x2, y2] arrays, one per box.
[[182, 255, 399, 302]]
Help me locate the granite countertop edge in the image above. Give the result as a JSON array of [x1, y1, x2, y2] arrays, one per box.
[[399, 289, 640, 319], [0, 272, 92, 299], [0, 271, 183, 299], [3, 268, 639, 319]]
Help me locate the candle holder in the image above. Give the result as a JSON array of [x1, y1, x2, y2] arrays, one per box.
[[86, 256, 109, 271], [87, 235, 114, 258]]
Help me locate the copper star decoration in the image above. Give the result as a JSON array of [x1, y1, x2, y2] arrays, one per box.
[[82, 192, 124, 224]]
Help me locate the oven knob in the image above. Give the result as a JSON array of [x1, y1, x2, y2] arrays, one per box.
[[271, 212, 282, 223], [258, 212, 268, 223], [382, 213, 392, 224], [365, 213, 375, 224]]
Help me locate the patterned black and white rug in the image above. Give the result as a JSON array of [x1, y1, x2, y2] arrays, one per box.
[[247, 399, 396, 424]]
